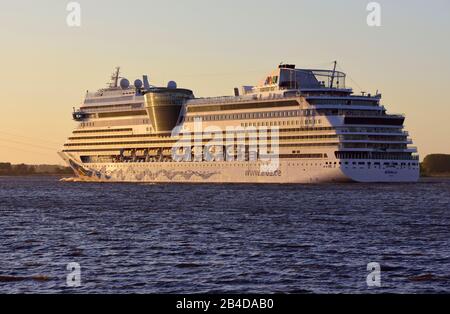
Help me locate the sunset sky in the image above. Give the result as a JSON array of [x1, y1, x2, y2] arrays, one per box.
[[0, 0, 449, 164]]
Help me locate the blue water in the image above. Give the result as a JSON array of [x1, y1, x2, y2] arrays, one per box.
[[0, 176, 449, 293]]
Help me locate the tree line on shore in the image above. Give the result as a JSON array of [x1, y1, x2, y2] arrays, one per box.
[[0, 162, 73, 176], [420, 154, 450, 177]]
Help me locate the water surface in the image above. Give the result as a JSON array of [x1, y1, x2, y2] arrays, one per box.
[[0, 176, 449, 293]]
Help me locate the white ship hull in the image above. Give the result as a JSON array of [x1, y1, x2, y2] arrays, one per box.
[[59, 153, 419, 183]]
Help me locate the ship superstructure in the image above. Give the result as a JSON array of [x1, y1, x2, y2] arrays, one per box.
[[59, 63, 419, 183]]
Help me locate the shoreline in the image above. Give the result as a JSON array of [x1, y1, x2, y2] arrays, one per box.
[[0, 173, 72, 177]]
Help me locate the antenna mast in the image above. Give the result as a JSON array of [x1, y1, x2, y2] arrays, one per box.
[[330, 60, 337, 88], [109, 66, 121, 88]]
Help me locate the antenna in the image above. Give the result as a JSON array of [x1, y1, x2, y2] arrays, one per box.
[[330, 60, 337, 89], [290, 67, 293, 89], [109, 66, 121, 88], [143, 75, 151, 89]]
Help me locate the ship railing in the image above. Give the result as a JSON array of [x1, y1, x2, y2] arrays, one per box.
[[188, 93, 293, 106], [338, 135, 411, 141], [386, 113, 406, 117], [80, 105, 144, 113], [336, 129, 407, 135], [341, 112, 405, 117]]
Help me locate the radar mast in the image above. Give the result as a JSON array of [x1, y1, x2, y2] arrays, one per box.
[[330, 61, 337, 88], [109, 66, 121, 88]]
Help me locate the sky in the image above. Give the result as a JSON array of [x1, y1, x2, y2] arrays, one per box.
[[0, 0, 449, 164]]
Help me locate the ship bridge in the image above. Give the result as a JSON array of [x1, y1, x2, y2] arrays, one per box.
[[242, 62, 351, 96]]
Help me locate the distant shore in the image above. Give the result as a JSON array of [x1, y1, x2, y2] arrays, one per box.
[[420, 154, 450, 177], [0, 162, 73, 176]]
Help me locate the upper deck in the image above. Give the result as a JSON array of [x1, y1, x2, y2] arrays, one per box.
[[73, 63, 382, 121], [243, 63, 350, 94], [185, 63, 380, 113], [79, 67, 148, 109]]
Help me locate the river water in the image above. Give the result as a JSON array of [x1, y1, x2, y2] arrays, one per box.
[[0, 176, 449, 293]]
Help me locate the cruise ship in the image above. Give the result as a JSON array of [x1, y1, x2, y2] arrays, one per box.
[[59, 63, 420, 183]]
